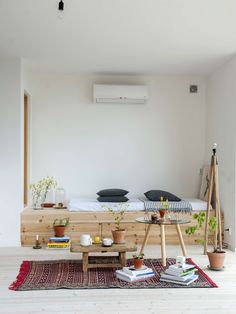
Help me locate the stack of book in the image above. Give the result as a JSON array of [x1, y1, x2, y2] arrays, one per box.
[[160, 263, 198, 286], [47, 236, 71, 249], [116, 266, 155, 283]]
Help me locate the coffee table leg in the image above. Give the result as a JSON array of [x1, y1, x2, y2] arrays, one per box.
[[83, 252, 89, 272], [140, 224, 152, 255], [176, 224, 187, 256], [119, 252, 126, 267], [160, 224, 166, 267]]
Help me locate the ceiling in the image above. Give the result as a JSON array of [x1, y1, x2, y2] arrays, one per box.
[[1, 0, 236, 75]]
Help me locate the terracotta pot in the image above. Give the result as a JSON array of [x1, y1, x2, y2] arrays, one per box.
[[207, 251, 226, 269], [54, 225, 65, 237], [159, 209, 166, 219], [111, 229, 126, 244], [41, 203, 55, 208], [133, 258, 144, 269]]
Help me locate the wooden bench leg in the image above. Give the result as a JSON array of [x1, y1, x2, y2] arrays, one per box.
[[160, 224, 166, 267], [140, 224, 152, 255], [176, 224, 187, 256], [119, 252, 126, 267], [82, 252, 89, 272]]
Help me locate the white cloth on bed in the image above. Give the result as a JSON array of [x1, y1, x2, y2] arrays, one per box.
[[143, 199, 192, 213], [68, 198, 210, 212], [183, 198, 211, 211], [69, 198, 145, 212]]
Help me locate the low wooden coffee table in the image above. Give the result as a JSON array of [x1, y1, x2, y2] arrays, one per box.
[[71, 242, 137, 272]]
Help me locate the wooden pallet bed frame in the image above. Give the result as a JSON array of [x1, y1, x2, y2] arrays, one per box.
[[21, 208, 223, 246]]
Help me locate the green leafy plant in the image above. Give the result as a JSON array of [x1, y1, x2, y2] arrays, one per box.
[[133, 253, 144, 259], [185, 212, 219, 252], [108, 208, 125, 230], [103, 204, 128, 230], [53, 218, 69, 227], [160, 196, 170, 210], [29, 176, 57, 207]]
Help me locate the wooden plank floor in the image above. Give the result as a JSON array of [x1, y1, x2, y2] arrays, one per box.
[[0, 245, 236, 314]]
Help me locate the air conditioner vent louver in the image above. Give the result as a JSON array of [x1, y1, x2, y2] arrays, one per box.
[[93, 84, 148, 104]]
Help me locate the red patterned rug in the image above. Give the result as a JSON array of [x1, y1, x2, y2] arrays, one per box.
[[9, 258, 218, 291]]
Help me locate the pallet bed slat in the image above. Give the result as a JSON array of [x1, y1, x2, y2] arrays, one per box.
[[21, 208, 223, 246]]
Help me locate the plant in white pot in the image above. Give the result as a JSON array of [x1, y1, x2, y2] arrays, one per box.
[[185, 212, 226, 270]]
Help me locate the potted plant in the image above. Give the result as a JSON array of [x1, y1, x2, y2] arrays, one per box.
[[53, 217, 69, 237], [107, 206, 126, 244], [159, 196, 170, 219], [185, 212, 226, 270], [29, 176, 57, 209], [133, 253, 145, 269]]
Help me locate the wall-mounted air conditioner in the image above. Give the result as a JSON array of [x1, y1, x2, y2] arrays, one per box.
[[93, 84, 148, 104]]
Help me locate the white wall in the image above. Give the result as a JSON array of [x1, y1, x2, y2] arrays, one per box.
[[0, 58, 22, 246], [30, 74, 206, 201], [206, 55, 236, 250]]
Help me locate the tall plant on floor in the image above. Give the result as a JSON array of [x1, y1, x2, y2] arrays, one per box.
[[185, 212, 225, 269]]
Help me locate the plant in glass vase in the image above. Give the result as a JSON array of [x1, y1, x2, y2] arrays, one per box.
[[29, 176, 57, 209]]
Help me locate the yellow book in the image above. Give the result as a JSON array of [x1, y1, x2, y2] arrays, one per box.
[[47, 241, 70, 248]]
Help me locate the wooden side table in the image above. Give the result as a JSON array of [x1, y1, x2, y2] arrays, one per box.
[[136, 218, 190, 266], [71, 242, 137, 272]]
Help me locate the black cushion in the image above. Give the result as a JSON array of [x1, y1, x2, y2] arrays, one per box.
[[144, 190, 181, 202], [97, 188, 128, 197], [97, 196, 129, 203]]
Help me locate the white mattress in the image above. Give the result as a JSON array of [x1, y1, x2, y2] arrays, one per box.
[[184, 198, 211, 211], [69, 198, 210, 212], [69, 198, 145, 212]]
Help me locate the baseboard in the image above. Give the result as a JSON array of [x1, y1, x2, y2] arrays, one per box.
[[226, 243, 236, 252], [0, 241, 21, 247]]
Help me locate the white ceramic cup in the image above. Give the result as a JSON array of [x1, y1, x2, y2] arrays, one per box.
[[102, 238, 113, 246], [176, 256, 186, 266], [80, 234, 92, 246]]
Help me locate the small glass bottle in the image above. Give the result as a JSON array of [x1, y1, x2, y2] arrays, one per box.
[[55, 188, 66, 207]]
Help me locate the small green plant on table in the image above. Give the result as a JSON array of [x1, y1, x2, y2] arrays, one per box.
[[133, 253, 144, 259], [53, 218, 69, 237], [53, 218, 69, 227]]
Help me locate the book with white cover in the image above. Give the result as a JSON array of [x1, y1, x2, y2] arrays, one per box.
[[160, 272, 196, 282], [165, 268, 197, 277], [116, 270, 155, 283], [122, 266, 154, 276], [160, 274, 199, 286], [168, 263, 196, 274]]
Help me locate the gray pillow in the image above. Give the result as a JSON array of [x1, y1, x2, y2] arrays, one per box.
[[97, 189, 128, 197], [144, 190, 181, 202], [97, 196, 129, 202]]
